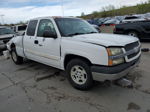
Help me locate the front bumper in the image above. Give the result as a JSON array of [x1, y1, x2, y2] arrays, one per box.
[[0, 37, 12, 43], [0, 41, 6, 50], [91, 56, 140, 82]]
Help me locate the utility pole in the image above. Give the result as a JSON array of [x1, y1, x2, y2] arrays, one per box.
[[61, 0, 64, 16], [0, 15, 4, 25]]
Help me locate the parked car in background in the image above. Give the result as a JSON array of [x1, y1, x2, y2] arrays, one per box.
[[122, 15, 147, 23], [0, 40, 5, 50], [7, 17, 141, 90], [93, 18, 107, 26], [91, 24, 100, 32], [87, 18, 109, 27], [11, 24, 27, 35], [0, 26, 15, 50], [144, 13, 150, 20], [114, 20, 150, 40], [0, 27, 15, 43], [87, 19, 93, 24], [100, 18, 120, 33], [115, 16, 125, 22], [101, 19, 120, 26]]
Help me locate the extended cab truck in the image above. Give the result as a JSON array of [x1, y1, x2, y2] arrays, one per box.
[[7, 17, 141, 90], [114, 20, 150, 40]]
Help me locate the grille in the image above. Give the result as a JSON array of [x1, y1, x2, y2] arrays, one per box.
[[125, 41, 139, 51], [128, 50, 140, 59], [125, 41, 140, 59]]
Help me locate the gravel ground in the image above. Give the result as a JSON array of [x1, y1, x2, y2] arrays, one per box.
[[0, 42, 150, 112]]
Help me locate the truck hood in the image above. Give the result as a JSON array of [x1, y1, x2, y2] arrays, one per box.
[[70, 33, 139, 47], [0, 34, 14, 39]]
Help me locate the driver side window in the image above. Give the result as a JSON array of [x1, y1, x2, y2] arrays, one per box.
[[37, 19, 56, 37]]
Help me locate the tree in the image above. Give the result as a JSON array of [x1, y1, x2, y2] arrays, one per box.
[[102, 5, 115, 11], [81, 12, 85, 16]]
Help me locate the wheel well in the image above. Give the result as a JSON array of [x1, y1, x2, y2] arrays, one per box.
[[64, 54, 92, 69], [124, 30, 140, 35], [10, 43, 16, 50]]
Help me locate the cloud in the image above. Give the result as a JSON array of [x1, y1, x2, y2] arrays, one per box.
[[0, 0, 148, 24], [0, 6, 63, 23]]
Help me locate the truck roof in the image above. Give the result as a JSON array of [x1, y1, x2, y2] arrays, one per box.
[[30, 16, 80, 21]]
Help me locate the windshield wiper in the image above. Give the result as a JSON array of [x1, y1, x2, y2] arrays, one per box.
[[86, 31, 98, 34], [66, 33, 85, 37], [5, 33, 11, 34]]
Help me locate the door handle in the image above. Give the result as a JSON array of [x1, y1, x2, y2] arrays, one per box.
[[39, 44, 43, 46], [34, 40, 38, 44]]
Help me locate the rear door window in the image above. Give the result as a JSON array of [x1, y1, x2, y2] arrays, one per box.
[[27, 20, 38, 36], [18, 25, 27, 31]]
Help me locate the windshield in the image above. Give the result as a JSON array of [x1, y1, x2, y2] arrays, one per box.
[[55, 18, 98, 37], [0, 28, 15, 35]]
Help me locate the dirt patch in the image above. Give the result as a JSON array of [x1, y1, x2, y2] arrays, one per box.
[[35, 71, 60, 82], [126, 70, 142, 83], [59, 78, 66, 82], [47, 86, 57, 91], [147, 109, 150, 112], [127, 102, 141, 110], [20, 84, 34, 102], [134, 84, 142, 89], [21, 83, 108, 112], [49, 91, 107, 112], [142, 89, 150, 94], [15, 64, 37, 72]]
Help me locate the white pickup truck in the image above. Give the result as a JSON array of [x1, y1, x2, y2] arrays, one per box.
[[7, 17, 141, 90]]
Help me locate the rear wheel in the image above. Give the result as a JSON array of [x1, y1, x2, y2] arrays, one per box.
[[66, 59, 93, 90], [11, 48, 23, 65], [128, 31, 138, 37]]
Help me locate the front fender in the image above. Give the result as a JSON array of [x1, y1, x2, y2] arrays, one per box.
[[61, 39, 109, 69], [7, 38, 14, 51], [7, 36, 25, 57]]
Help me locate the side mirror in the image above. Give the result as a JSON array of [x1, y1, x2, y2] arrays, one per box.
[[22, 32, 25, 36], [43, 30, 57, 38]]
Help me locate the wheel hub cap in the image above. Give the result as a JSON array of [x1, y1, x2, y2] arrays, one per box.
[[70, 65, 87, 85]]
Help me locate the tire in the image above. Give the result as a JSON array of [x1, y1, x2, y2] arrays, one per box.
[[11, 48, 23, 65], [128, 31, 138, 38], [66, 59, 93, 90]]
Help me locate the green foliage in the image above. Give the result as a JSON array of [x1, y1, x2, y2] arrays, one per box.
[[82, 1, 150, 19]]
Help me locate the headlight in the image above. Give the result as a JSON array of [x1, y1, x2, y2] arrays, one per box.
[[111, 58, 125, 65], [107, 47, 125, 66], [108, 48, 123, 56]]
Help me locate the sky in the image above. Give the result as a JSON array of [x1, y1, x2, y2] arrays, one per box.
[[0, 0, 148, 24]]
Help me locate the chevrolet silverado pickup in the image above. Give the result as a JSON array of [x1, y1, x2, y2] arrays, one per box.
[[7, 17, 141, 90]]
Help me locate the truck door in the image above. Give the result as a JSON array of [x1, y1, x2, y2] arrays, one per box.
[[34, 19, 61, 68], [23, 20, 38, 60], [139, 21, 150, 39]]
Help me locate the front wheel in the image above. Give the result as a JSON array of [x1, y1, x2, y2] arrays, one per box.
[[11, 48, 23, 65], [66, 59, 93, 90]]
